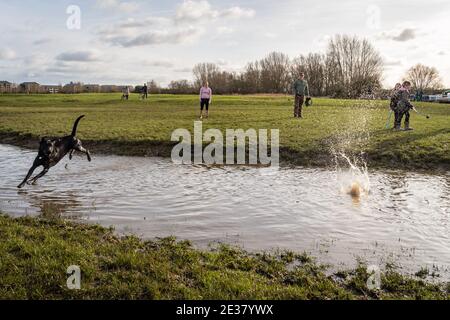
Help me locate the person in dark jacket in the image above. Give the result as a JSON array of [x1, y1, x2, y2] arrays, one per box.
[[142, 83, 148, 99], [393, 81, 414, 131]]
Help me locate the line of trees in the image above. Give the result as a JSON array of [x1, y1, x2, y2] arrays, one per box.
[[147, 34, 444, 97], [154, 35, 385, 98]]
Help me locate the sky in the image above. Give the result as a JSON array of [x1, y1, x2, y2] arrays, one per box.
[[0, 0, 449, 88]]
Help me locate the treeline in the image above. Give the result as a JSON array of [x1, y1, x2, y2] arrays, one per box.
[[151, 35, 384, 98]]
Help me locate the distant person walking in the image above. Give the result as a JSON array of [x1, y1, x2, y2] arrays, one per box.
[[292, 73, 310, 118], [142, 83, 148, 99], [122, 86, 130, 100], [199, 81, 212, 119]]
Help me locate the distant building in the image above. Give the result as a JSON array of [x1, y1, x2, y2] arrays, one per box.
[[20, 82, 40, 94], [62, 82, 83, 94], [82, 84, 100, 93], [40, 85, 62, 94], [118, 85, 134, 92], [0, 81, 13, 93], [100, 85, 119, 93]]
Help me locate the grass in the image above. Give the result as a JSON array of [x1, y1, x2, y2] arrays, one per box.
[[0, 214, 448, 300], [0, 93, 448, 170]]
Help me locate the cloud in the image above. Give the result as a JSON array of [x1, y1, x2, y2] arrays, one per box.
[[56, 51, 100, 62], [175, 0, 255, 23], [392, 28, 416, 42], [105, 27, 204, 47], [174, 67, 192, 73], [220, 7, 255, 19], [96, 1, 255, 47], [379, 28, 417, 42], [33, 38, 53, 46], [142, 60, 174, 68], [0, 48, 16, 60], [216, 59, 228, 66], [96, 0, 139, 13], [382, 55, 403, 67]]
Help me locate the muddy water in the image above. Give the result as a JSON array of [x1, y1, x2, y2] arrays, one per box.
[[0, 144, 449, 278]]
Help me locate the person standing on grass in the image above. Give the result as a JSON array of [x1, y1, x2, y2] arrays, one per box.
[[390, 83, 402, 127], [292, 72, 310, 118], [122, 86, 130, 100], [142, 83, 148, 99], [199, 81, 212, 119], [393, 81, 415, 131]]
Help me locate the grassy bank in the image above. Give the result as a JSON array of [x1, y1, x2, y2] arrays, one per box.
[[0, 214, 448, 300], [0, 94, 448, 170]]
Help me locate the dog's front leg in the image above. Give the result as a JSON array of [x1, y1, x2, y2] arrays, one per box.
[[29, 167, 49, 185], [18, 159, 40, 188]]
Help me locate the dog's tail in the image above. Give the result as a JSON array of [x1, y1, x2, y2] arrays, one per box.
[[71, 115, 85, 136]]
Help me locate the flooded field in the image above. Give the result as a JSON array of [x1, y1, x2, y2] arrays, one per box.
[[1, 144, 448, 279]]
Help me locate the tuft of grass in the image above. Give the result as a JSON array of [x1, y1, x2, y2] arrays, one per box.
[[0, 214, 448, 300], [0, 93, 448, 170]]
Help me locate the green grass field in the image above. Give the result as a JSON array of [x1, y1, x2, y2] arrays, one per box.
[[1, 214, 448, 300], [0, 93, 448, 170]]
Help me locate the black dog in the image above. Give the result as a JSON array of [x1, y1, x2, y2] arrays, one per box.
[[17, 115, 91, 188]]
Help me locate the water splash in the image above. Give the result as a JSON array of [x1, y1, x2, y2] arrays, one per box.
[[329, 99, 375, 200], [335, 152, 370, 200]]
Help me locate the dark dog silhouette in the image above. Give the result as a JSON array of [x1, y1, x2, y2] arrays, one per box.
[[17, 115, 91, 188]]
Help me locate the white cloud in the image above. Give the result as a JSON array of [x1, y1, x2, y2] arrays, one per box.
[[175, 0, 215, 21], [220, 7, 255, 19], [216, 59, 228, 66], [175, 0, 255, 23], [0, 48, 16, 60], [96, 0, 139, 13], [96, 1, 255, 47]]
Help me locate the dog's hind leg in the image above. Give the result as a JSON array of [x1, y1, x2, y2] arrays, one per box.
[[29, 167, 49, 185], [74, 145, 91, 162], [69, 149, 75, 160], [17, 159, 40, 188]]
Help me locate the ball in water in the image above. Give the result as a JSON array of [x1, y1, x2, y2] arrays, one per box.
[[349, 182, 361, 198]]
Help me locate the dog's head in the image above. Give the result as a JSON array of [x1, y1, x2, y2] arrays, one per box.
[[39, 138, 55, 157]]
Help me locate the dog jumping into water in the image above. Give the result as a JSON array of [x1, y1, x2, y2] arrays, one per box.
[[17, 115, 91, 188]]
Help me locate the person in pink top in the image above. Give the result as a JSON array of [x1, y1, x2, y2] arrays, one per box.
[[199, 81, 212, 119]]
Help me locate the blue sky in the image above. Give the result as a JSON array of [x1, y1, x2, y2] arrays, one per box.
[[0, 0, 449, 87]]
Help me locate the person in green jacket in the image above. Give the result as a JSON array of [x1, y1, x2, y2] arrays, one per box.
[[292, 73, 310, 118]]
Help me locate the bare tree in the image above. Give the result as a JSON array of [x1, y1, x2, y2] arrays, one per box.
[[404, 64, 443, 92], [192, 63, 221, 88], [291, 53, 326, 96], [167, 80, 194, 94], [147, 80, 161, 94], [242, 61, 261, 93], [259, 52, 291, 93], [325, 35, 383, 98]]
